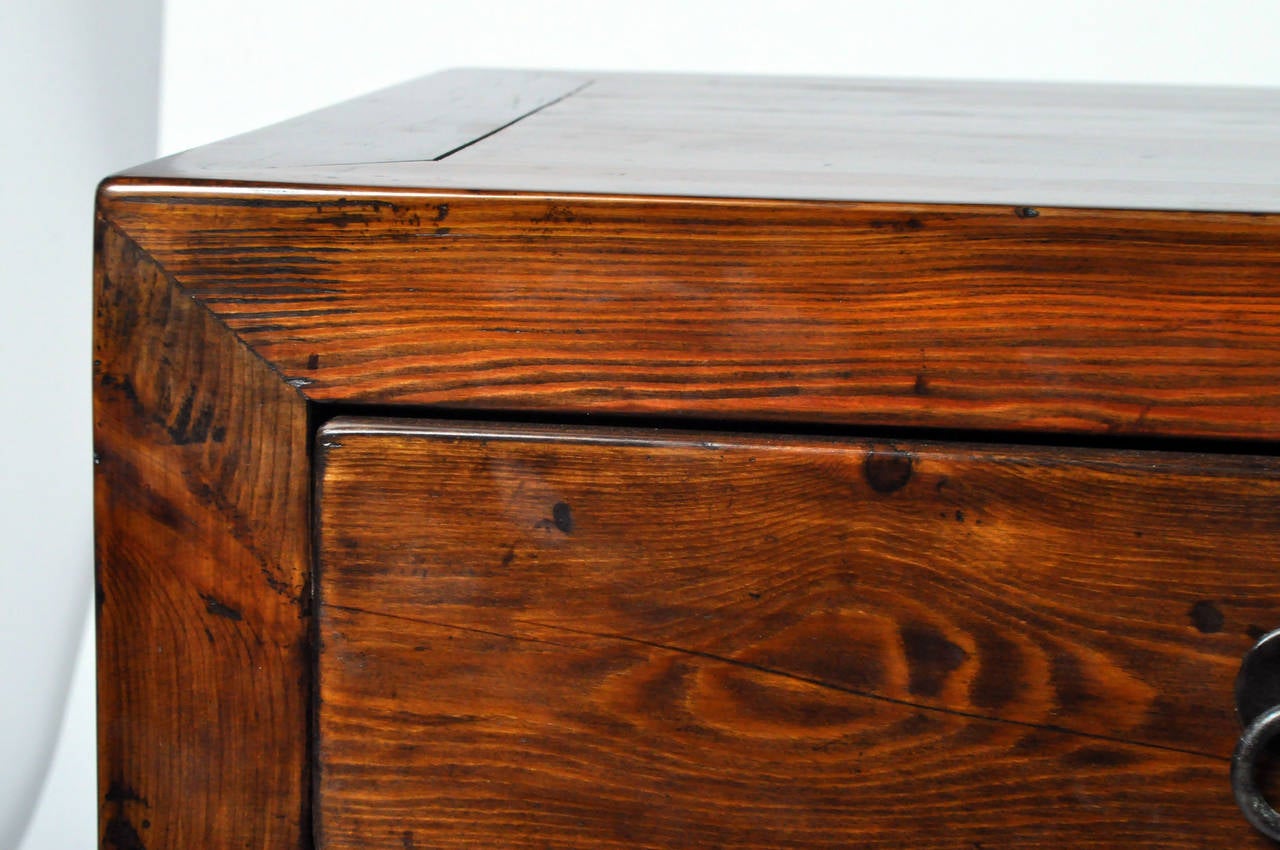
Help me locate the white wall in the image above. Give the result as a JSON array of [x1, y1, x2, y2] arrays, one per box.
[[2, 3, 160, 849], [161, 0, 1280, 155], [7, 2, 1280, 848]]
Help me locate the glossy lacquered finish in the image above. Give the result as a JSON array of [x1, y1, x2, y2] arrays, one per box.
[[314, 418, 1280, 849], [127, 69, 1280, 213], [94, 225, 311, 850], [100, 190, 1280, 441], [93, 69, 1280, 850]]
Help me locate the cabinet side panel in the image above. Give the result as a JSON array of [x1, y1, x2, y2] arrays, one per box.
[[93, 222, 311, 850]]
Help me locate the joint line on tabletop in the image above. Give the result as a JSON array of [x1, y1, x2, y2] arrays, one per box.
[[431, 80, 595, 162], [227, 80, 597, 170]]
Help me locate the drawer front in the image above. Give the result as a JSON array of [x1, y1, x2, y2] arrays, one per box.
[[315, 418, 1280, 848]]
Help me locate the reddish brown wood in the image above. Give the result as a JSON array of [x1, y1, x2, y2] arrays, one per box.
[[314, 417, 1280, 849], [99, 186, 1280, 440], [93, 69, 1280, 850], [94, 222, 311, 849]]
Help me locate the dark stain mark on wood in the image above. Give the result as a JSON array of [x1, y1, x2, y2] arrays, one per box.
[[500, 544, 517, 568], [433, 204, 449, 223], [535, 205, 578, 224], [901, 621, 969, 697], [312, 212, 378, 228], [1190, 600, 1224, 634], [104, 779, 148, 806], [553, 502, 574, 534], [401, 830, 416, 850], [1015, 206, 1041, 218], [913, 374, 929, 395], [863, 448, 913, 494], [955, 509, 965, 522], [103, 817, 147, 850], [98, 373, 140, 407], [433, 227, 451, 237], [167, 390, 214, 445], [307, 353, 320, 370], [201, 593, 244, 622], [871, 216, 925, 232]]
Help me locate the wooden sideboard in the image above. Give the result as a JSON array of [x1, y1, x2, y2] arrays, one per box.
[[94, 69, 1280, 848]]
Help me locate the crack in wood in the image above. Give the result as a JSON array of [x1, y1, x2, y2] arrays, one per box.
[[324, 603, 1222, 763]]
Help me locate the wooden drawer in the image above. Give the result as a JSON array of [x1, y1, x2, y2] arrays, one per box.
[[315, 418, 1280, 848]]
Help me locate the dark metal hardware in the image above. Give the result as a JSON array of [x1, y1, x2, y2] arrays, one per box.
[[1234, 628, 1280, 841]]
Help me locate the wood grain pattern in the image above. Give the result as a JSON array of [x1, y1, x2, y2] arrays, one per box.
[[94, 221, 311, 850], [94, 70, 1280, 849], [315, 418, 1280, 849], [100, 185, 1280, 440], [125, 71, 1280, 213]]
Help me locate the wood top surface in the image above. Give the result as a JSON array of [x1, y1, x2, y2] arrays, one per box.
[[124, 68, 1280, 212]]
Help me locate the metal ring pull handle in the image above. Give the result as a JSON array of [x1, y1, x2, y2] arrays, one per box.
[[1234, 705, 1280, 841], [1234, 629, 1280, 842]]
